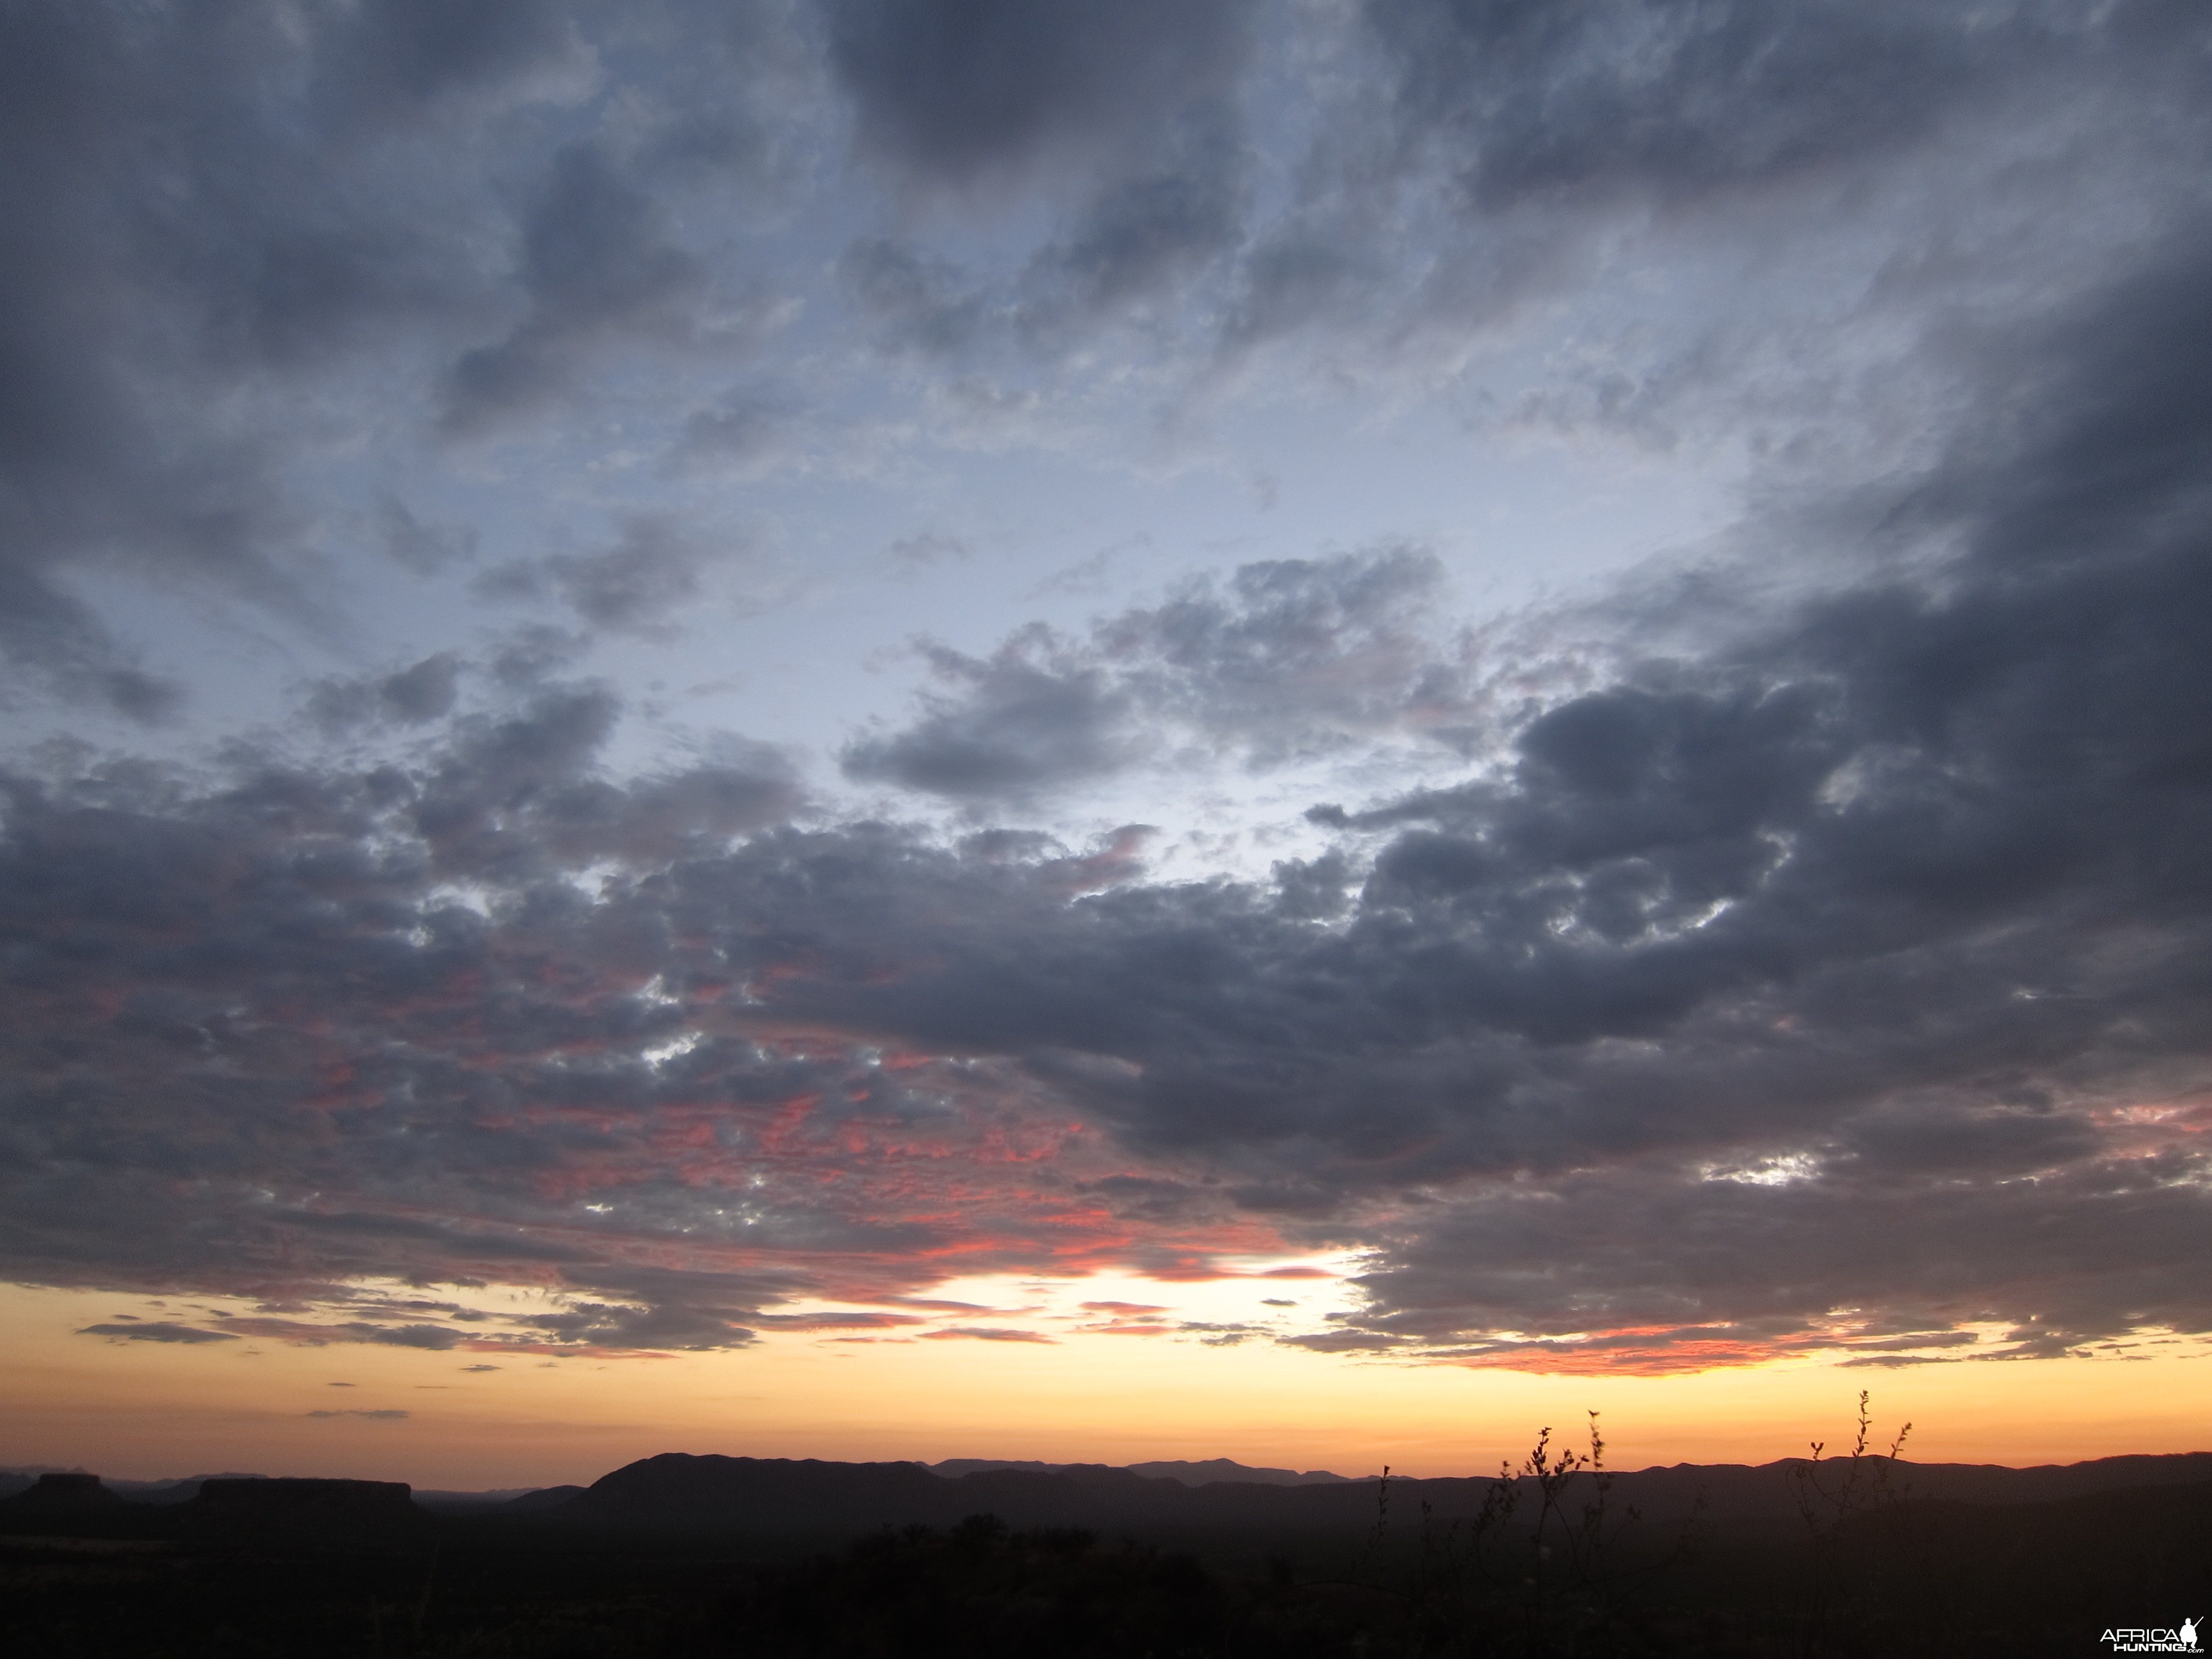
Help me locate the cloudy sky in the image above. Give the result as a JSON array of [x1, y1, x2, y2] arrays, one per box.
[[4, 0, 2210, 1484]]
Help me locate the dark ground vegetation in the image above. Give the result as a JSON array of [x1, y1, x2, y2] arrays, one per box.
[[4, 1409, 2205, 1657]]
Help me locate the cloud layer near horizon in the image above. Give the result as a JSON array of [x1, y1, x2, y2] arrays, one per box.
[[2, 1, 2209, 1378]]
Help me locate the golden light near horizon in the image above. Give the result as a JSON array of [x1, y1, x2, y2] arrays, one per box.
[[7, 1277, 2205, 1493]]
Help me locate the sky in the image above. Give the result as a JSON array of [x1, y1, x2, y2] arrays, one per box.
[[2, 0, 2210, 1489]]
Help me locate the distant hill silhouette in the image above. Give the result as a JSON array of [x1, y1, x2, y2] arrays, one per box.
[[0, 1473, 424, 1544], [0, 1468, 271, 1505], [523, 1449, 2212, 1537], [0, 1471, 127, 1519], [931, 1456, 1355, 1487], [414, 1484, 579, 1515], [4, 1460, 2205, 1658], [497, 1483, 590, 1513], [8, 1449, 2208, 1542], [1128, 1458, 1357, 1487]]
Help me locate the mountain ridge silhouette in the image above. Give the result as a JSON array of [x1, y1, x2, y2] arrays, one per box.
[[523, 1448, 2212, 1535]]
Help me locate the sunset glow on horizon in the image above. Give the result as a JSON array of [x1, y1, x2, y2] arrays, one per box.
[[10, 1275, 2208, 1493], [3, 1, 2210, 1498]]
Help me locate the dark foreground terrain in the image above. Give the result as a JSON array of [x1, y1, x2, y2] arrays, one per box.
[[3, 1447, 2206, 1657]]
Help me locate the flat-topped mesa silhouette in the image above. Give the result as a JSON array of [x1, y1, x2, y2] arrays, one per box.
[[0, 1471, 127, 1517], [0, 1469, 281, 1506], [185, 1477, 423, 1537], [556, 1454, 1097, 1533]]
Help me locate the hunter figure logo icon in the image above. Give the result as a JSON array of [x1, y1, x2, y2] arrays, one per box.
[[2101, 1621, 2203, 1654]]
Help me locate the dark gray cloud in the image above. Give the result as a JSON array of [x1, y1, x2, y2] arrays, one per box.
[[1222, 224, 1395, 352], [824, 0, 1260, 354], [788, 231, 2212, 1359], [842, 631, 1139, 799], [1207, 1, 2212, 372], [398, 681, 802, 881], [11, 295, 2212, 1356], [2, 1, 2210, 1382], [0, 0, 546, 715], [548, 515, 717, 637], [1354, 0, 2210, 247], [0, 1, 805, 714], [1093, 547, 1482, 762], [520, 1298, 759, 1353], [1365, 0, 1992, 213], [377, 497, 480, 576], [306, 1409, 410, 1420], [839, 238, 993, 359], [1316, 1142, 2212, 1370], [669, 394, 788, 477], [1012, 117, 1249, 339], [825, 0, 1255, 190], [14, 0, 2192, 730], [309, 0, 589, 130], [307, 654, 463, 735], [1025, 160, 1242, 315], [11, 199, 2212, 1362], [439, 145, 711, 437], [0, 674, 1167, 1353], [837, 134, 1249, 357], [76, 1322, 239, 1346], [843, 546, 1480, 799], [475, 516, 765, 640]]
